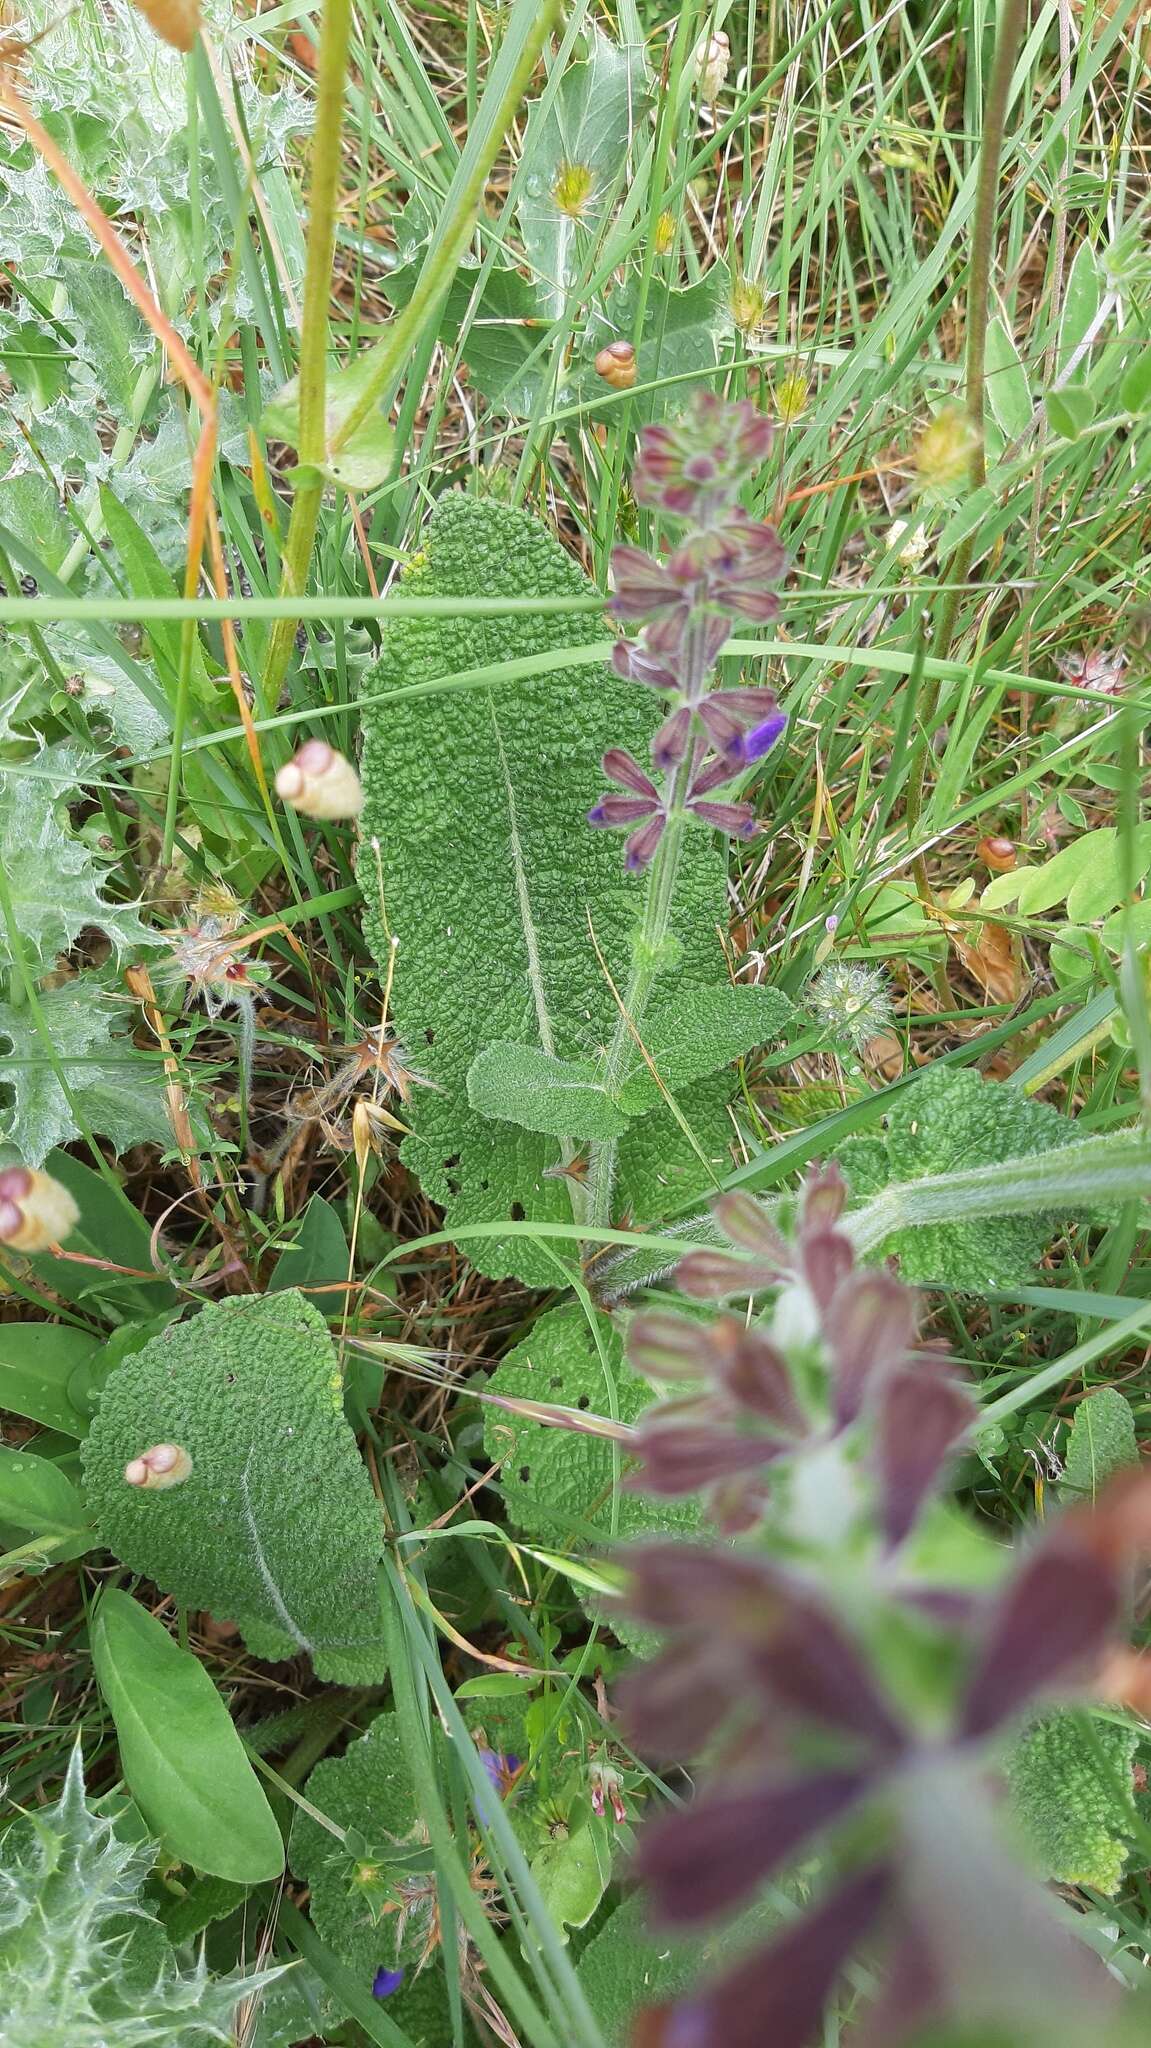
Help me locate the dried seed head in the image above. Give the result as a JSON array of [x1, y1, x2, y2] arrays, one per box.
[[275, 740, 363, 820], [0, 1167, 79, 1253], [693, 28, 730, 100], [595, 340, 638, 391], [552, 160, 596, 219], [773, 370, 809, 422], [124, 1443, 193, 1490], [730, 276, 769, 337], [913, 405, 981, 493]]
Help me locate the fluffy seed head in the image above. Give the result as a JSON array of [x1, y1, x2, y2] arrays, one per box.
[[0, 1167, 79, 1253]]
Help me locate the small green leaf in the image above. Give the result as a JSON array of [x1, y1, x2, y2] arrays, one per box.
[[90, 1588, 285, 1883], [1056, 242, 1101, 379], [1120, 345, 1151, 416], [263, 353, 393, 490], [467, 1041, 631, 1140], [0, 1322, 99, 1435], [0, 1443, 91, 1543], [984, 316, 1032, 439], [1045, 383, 1097, 441], [1061, 1387, 1138, 1504], [530, 1824, 611, 1938], [268, 1193, 350, 1309]]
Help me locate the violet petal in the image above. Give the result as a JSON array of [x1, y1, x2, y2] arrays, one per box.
[[639, 1770, 868, 1925]]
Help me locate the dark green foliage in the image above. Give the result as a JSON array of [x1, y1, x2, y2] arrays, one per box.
[[81, 1292, 388, 1683], [837, 1066, 1084, 1287], [483, 1301, 697, 1651]]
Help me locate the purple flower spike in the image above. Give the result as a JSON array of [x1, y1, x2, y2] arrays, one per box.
[[653, 704, 693, 771], [611, 639, 679, 691], [602, 746, 660, 797], [373, 1966, 404, 1999], [588, 795, 660, 827], [610, 544, 684, 619]]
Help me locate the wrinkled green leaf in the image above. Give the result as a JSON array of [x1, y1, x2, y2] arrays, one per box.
[[617, 982, 793, 1115], [90, 1589, 284, 1883], [468, 1041, 631, 1139], [82, 1292, 389, 1684]]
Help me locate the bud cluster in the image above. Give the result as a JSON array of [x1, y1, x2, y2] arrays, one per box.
[[588, 395, 788, 873]]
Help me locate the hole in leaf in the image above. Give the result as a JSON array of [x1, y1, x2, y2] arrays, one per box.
[[519, 1466, 531, 1484], [510, 1202, 525, 1221]]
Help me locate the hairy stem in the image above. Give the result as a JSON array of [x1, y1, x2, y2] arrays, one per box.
[[260, 0, 558, 712], [905, 0, 1029, 853], [258, 0, 354, 714], [583, 614, 712, 1235]]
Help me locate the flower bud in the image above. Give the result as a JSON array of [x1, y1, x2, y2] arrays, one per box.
[[124, 1443, 193, 1490], [0, 1167, 79, 1253], [654, 210, 676, 256], [275, 740, 363, 819], [693, 28, 730, 101], [979, 835, 1017, 873], [595, 340, 637, 391]]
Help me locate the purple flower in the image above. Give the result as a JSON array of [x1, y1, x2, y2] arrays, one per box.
[[587, 748, 667, 872], [372, 1966, 404, 1999]]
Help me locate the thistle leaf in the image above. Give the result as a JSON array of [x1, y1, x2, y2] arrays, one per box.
[[0, 780, 151, 975], [0, 976, 172, 1164]]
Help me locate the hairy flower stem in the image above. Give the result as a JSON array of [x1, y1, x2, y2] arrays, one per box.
[[583, 616, 711, 1236], [905, 0, 1028, 861], [258, 0, 354, 714], [260, 0, 558, 713]]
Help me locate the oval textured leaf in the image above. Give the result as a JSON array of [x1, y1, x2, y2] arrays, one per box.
[[91, 1588, 284, 1883]]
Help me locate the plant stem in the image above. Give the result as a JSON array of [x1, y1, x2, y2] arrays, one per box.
[[260, 0, 558, 713], [583, 615, 711, 1234], [905, 0, 1029, 848], [257, 0, 354, 715]]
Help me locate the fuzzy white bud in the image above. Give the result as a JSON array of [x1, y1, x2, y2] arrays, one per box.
[[0, 1167, 79, 1253], [123, 1443, 193, 1490], [275, 740, 363, 820], [693, 29, 730, 101]]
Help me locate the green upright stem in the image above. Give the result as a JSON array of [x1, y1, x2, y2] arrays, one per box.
[[906, 0, 1028, 843], [259, 0, 355, 713], [260, 0, 558, 713]]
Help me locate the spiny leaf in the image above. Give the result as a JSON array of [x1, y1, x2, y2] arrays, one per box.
[[517, 32, 652, 314], [0, 779, 151, 976], [81, 1292, 389, 1684], [0, 975, 172, 1165]]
